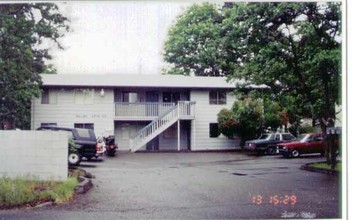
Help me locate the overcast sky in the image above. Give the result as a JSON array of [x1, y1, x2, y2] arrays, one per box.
[[49, 1, 192, 75]]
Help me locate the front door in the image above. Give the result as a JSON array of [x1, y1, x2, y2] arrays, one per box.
[[146, 91, 159, 116]]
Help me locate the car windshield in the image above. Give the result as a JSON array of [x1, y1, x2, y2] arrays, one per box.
[[298, 134, 311, 143], [258, 134, 271, 140]]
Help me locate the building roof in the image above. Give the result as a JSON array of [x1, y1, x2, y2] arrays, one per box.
[[40, 74, 266, 89]]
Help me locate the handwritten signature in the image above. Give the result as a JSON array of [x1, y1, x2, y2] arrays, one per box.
[[281, 211, 317, 219]]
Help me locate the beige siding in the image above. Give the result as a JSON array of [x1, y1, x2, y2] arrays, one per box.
[[31, 88, 115, 137], [190, 90, 240, 150]]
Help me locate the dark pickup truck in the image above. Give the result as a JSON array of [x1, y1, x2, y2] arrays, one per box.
[[37, 126, 97, 165], [244, 132, 296, 155]]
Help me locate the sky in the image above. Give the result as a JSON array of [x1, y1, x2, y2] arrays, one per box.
[[49, 1, 192, 75]]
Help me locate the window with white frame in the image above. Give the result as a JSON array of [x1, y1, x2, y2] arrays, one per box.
[[209, 90, 226, 105], [40, 123, 57, 127], [41, 89, 57, 104], [74, 89, 94, 104], [122, 92, 138, 103], [74, 123, 94, 130]]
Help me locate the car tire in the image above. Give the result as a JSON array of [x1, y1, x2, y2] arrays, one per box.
[[267, 147, 276, 155], [291, 149, 300, 158], [68, 153, 81, 166]]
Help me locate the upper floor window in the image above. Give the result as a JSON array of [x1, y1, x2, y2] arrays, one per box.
[[122, 92, 138, 103], [209, 90, 226, 105], [41, 89, 57, 104], [163, 92, 180, 103], [75, 89, 94, 105]]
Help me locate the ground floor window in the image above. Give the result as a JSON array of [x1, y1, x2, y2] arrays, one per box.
[[209, 123, 220, 138], [74, 123, 94, 130], [40, 123, 57, 127]]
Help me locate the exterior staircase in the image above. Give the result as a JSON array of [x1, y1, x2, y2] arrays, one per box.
[[129, 101, 195, 152]]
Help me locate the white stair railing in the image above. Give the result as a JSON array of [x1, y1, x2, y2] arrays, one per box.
[[130, 101, 195, 152]]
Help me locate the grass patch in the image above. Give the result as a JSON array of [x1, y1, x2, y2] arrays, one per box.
[[310, 162, 341, 172], [0, 177, 78, 209]]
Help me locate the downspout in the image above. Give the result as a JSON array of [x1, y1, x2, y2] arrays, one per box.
[[31, 98, 35, 130]]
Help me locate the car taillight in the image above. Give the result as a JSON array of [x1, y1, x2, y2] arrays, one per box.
[[96, 144, 102, 151]]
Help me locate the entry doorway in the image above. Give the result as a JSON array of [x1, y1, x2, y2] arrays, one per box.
[[146, 91, 159, 116]]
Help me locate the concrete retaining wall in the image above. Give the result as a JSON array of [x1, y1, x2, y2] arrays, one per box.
[[0, 131, 68, 181]]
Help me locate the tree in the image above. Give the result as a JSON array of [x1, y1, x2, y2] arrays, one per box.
[[0, 3, 69, 129], [165, 2, 341, 166], [164, 3, 225, 76], [221, 2, 341, 166]]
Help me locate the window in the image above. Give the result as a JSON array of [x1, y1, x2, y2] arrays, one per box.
[[163, 92, 180, 103], [283, 133, 295, 141], [40, 123, 57, 127], [209, 91, 226, 105], [41, 89, 57, 104], [122, 92, 138, 103], [74, 123, 94, 130], [74, 89, 94, 104], [209, 123, 220, 138]]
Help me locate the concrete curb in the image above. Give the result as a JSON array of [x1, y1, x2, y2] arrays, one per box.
[[301, 162, 339, 176], [74, 176, 93, 194], [35, 201, 54, 208]]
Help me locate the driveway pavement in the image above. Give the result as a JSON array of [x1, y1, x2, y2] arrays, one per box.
[[0, 151, 340, 219]]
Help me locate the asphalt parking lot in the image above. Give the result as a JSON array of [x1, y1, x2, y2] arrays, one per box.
[[0, 151, 340, 219]]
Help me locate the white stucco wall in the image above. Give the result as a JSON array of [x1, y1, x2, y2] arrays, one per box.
[[0, 131, 68, 181]]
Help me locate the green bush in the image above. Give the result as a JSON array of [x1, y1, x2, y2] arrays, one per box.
[[218, 98, 263, 146]]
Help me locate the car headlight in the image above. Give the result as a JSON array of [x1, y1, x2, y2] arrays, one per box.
[[282, 146, 287, 150]]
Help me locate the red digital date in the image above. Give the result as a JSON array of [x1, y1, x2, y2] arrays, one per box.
[[252, 195, 297, 205]]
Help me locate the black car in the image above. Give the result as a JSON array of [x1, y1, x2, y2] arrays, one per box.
[[37, 126, 97, 165], [244, 132, 296, 155]]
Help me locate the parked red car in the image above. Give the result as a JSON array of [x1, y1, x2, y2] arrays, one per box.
[[277, 133, 324, 158]]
